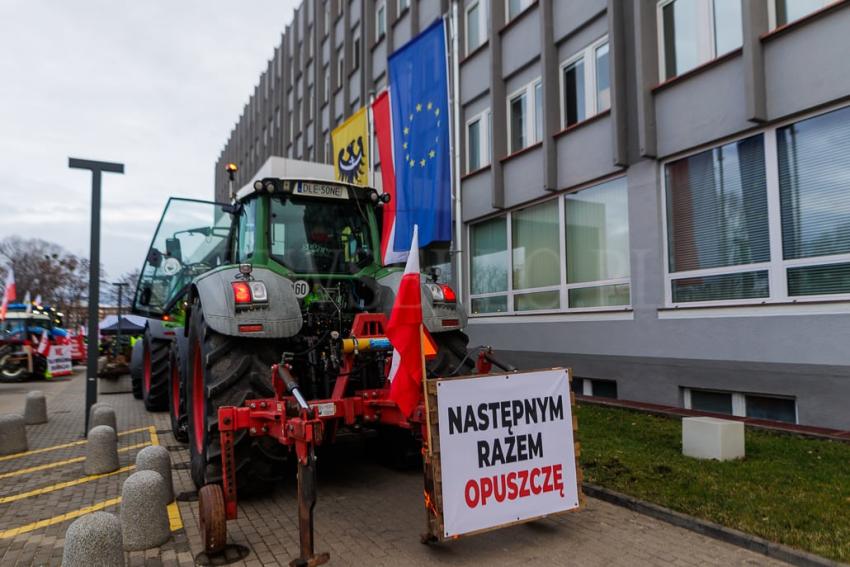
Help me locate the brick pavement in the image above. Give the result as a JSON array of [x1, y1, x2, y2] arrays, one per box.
[[0, 369, 791, 566]]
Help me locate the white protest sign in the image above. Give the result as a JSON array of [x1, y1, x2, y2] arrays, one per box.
[[436, 369, 579, 538], [47, 344, 73, 376]]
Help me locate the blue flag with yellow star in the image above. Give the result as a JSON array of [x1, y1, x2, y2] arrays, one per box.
[[388, 19, 452, 251]]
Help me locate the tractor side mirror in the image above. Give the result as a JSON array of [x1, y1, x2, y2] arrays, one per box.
[[166, 238, 183, 262], [355, 247, 374, 269], [147, 248, 163, 268]]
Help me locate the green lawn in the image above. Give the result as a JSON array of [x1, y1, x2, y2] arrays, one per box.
[[576, 403, 850, 562]]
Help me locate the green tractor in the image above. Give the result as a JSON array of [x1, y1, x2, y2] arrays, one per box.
[[132, 166, 472, 492]]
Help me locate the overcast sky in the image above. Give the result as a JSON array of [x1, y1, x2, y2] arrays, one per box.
[[0, 0, 297, 278]]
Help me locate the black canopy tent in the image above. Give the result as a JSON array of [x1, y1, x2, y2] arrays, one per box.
[[99, 317, 145, 336]]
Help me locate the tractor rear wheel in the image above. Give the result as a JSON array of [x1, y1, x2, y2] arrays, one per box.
[[142, 326, 170, 411], [130, 340, 143, 399], [428, 330, 476, 377], [168, 334, 188, 442], [186, 298, 287, 493]]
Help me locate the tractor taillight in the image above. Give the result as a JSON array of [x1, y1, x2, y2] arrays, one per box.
[[440, 284, 457, 303], [232, 282, 252, 304]]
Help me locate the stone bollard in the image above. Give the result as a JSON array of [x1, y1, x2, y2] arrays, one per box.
[[121, 470, 171, 550], [87, 402, 108, 428], [135, 445, 174, 503], [85, 425, 119, 475], [24, 391, 48, 425], [62, 511, 125, 567], [89, 405, 117, 434], [0, 414, 28, 456]]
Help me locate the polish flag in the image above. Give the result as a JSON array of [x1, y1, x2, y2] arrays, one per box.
[[0, 267, 15, 321], [36, 329, 50, 356], [386, 225, 424, 416], [372, 89, 408, 265]]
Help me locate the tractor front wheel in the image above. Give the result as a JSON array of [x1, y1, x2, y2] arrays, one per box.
[[186, 298, 288, 493], [168, 334, 188, 442], [142, 326, 170, 411]]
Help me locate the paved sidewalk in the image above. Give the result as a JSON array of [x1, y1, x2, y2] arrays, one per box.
[[0, 369, 791, 566]]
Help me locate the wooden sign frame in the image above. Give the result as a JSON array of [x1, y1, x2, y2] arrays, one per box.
[[421, 367, 583, 543]]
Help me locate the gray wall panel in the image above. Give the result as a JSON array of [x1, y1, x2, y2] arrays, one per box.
[[654, 55, 750, 157], [393, 13, 412, 47], [418, 0, 441, 27], [556, 11, 607, 60], [372, 41, 387, 80], [764, 6, 850, 119], [553, 0, 607, 43], [555, 115, 619, 189], [501, 7, 540, 78], [460, 48, 491, 104], [461, 170, 494, 221], [502, 146, 544, 208]]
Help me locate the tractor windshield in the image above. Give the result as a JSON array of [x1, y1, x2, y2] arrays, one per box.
[[269, 195, 374, 275], [133, 198, 232, 318]]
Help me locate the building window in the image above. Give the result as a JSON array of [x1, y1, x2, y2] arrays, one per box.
[[506, 79, 542, 154], [465, 1, 486, 55], [577, 378, 618, 399], [565, 178, 631, 308], [778, 105, 850, 297], [665, 134, 769, 303], [772, 0, 832, 28], [470, 217, 509, 314], [684, 388, 797, 423], [376, 1, 386, 40], [512, 201, 561, 311], [507, 0, 533, 21], [306, 85, 314, 121], [398, 0, 410, 14], [468, 177, 631, 315], [323, 65, 330, 102], [337, 53, 345, 87], [324, 1, 330, 35], [560, 36, 610, 129], [337, 0, 344, 17], [466, 110, 490, 172], [352, 34, 361, 71], [664, 103, 850, 306], [306, 26, 313, 59], [658, 0, 742, 81]]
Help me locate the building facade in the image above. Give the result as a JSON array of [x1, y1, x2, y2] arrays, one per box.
[[216, 0, 850, 430]]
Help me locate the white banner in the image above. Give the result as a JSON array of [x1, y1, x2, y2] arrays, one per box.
[[47, 344, 73, 376], [436, 369, 579, 538]]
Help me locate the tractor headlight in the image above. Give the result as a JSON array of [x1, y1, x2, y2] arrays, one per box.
[[249, 281, 268, 302], [424, 282, 444, 302]]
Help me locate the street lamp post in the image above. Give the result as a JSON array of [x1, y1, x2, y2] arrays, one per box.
[[69, 158, 124, 436]]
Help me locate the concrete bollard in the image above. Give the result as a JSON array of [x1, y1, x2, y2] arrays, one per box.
[[87, 402, 108, 428], [135, 445, 174, 503], [89, 405, 117, 434], [0, 414, 28, 455], [85, 425, 119, 475], [24, 391, 48, 425], [62, 511, 125, 567], [121, 470, 171, 550]]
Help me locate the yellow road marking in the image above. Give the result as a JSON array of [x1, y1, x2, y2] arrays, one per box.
[[167, 501, 183, 531], [0, 442, 150, 480], [0, 465, 136, 504], [148, 425, 184, 532], [0, 496, 122, 539], [0, 426, 152, 462]]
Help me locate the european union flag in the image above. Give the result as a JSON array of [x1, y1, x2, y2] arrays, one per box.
[[388, 19, 452, 251]]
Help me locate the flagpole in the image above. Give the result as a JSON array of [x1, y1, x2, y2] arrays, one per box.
[[368, 91, 375, 188], [449, 0, 464, 302]]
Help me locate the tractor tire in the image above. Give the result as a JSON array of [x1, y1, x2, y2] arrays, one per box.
[[428, 330, 476, 377], [186, 298, 288, 493], [168, 333, 189, 443], [142, 326, 170, 412], [130, 340, 143, 399]]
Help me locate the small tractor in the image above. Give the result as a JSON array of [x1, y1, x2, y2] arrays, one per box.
[[0, 305, 69, 381], [131, 159, 501, 564]]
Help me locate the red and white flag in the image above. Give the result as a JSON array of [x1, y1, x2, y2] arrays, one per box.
[[372, 89, 408, 265], [36, 329, 50, 356], [386, 225, 424, 416], [0, 267, 15, 321]]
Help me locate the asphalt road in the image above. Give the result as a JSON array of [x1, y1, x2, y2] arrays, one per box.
[[0, 368, 81, 415]]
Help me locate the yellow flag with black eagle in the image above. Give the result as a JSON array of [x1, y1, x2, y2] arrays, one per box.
[[332, 106, 369, 186]]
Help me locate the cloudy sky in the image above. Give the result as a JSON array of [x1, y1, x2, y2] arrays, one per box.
[[0, 0, 297, 277]]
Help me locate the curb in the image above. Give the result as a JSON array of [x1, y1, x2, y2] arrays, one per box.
[[582, 483, 846, 567]]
